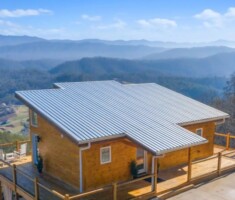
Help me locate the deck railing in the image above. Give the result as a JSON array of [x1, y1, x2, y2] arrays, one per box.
[[1, 134, 235, 200], [0, 139, 31, 154], [0, 159, 66, 200], [214, 132, 235, 150]]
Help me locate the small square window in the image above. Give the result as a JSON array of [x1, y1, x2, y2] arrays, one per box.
[[195, 128, 203, 137], [31, 111, 38, 127], [100, 146, 111, 164]]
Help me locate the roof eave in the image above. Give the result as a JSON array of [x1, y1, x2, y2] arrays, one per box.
[[15, 92, 81, 146], [178, 115, 230, 127], [155, 139, 208, 155]]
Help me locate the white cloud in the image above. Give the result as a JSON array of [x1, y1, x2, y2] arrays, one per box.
[[0, 19, 64, 39], [225, 7, 235, 17], [81, 14, 101, 21], [0, 9, 52, 18], [97, 19, 126, 29], [137, 18, 177, 28], [194, 7, 235, 28], [0, 20, 18, 27], [194, 9, 221, 20]]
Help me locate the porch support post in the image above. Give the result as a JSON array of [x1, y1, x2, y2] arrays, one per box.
[[154, 157, 158, 193], [226, 133, 230, 150], [112, 182, 117, 200], [34, 178, 39, 200], [12, 164, 19, 200], [187, 147, 192, 182], [217, 152, 222, 176], [152, 156, 158, 193]]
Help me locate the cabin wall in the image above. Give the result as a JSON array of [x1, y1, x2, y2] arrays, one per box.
[[29, 107, 217, 190], [158, 121, 215, 169], [29, 110, 80, 188], [82, 139, 136, 191]]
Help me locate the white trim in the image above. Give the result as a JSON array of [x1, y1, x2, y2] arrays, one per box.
[[137, 149, 148, 174], [31, 111, 38, 127], [195, 128, 203, 137], [79, 142, 91, 193], [100, 146, 111, 164]]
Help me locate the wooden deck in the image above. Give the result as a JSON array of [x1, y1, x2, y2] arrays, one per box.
[[0, 156, 79, 200], [1, 147, 235, 199]]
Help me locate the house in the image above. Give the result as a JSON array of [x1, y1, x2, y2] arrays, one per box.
[[15, 80, 229, 193]]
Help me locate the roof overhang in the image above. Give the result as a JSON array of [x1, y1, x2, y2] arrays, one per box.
[[178, 115, 230, 127]]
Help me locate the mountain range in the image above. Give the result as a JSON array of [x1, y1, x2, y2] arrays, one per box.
[[0, 34, 235, 105], [0, 35, 235, 61]]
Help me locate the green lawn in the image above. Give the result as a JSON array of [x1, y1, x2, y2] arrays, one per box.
[[0, 105, 29, 135]]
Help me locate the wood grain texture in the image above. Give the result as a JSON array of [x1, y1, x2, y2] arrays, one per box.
[[29, 110, 80, 188], [82, 138, 136, 190], [29, 109, 217, 191]]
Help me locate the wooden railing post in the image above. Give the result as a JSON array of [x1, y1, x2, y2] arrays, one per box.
[[187, 148, 192, 182], [15, 141, 19, 152], [64, 194, 70, 200], [12, 164, 18, 200], [226, 133, 231, 150], [217, 152, 222, 176], [112, 182, 117, 200], [0, 181, 2, 200], [34, 178, 39, 200]]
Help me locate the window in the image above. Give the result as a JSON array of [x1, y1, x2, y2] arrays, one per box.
[[31, 111, 38, 127], [195, 128, 203, 137], [100, 146, 111, 164]]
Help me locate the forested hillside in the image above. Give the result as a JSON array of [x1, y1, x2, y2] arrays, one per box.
[[0, 57, 229, 105], [0, 35, 234, 107]]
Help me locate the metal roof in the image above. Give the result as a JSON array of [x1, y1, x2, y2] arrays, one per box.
[[15, 81, 229, 155]]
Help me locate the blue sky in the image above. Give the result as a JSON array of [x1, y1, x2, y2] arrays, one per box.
[[0, 0, 235, 42]]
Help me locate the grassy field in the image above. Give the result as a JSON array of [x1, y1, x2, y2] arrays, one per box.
[[0, 105, 28, 134]]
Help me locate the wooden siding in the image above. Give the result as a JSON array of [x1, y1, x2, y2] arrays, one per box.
[[29, 108, 217, 191], [29, 110, 80, 188], [82, 138, 136, 190], [158, 121, 216, 169]]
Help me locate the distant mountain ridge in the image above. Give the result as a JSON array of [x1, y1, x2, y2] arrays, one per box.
[[0, 35, 44, 47], [51, 52, 235, 78], [2, 34, 235, 47], [0, 40, 165, 60], [0, 58, 62, 71], [143, 46, 235, 60]]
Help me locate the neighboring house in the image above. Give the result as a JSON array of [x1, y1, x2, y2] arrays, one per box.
[[15, 80, 229, 192]]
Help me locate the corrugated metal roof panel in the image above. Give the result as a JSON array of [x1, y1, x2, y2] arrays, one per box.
[[16, 80, 228, 154]]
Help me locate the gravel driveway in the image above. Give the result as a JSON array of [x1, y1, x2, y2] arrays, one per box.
[[169, 173, 235, 200]]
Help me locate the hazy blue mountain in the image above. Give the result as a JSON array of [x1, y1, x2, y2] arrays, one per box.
[[0, 35, 44, 47], [50, 52, 235, 78], [0, 41, 165, 60], [53, 39, 235, 48], [143, 46, 235, 60], [0, 59, 62, 70]]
